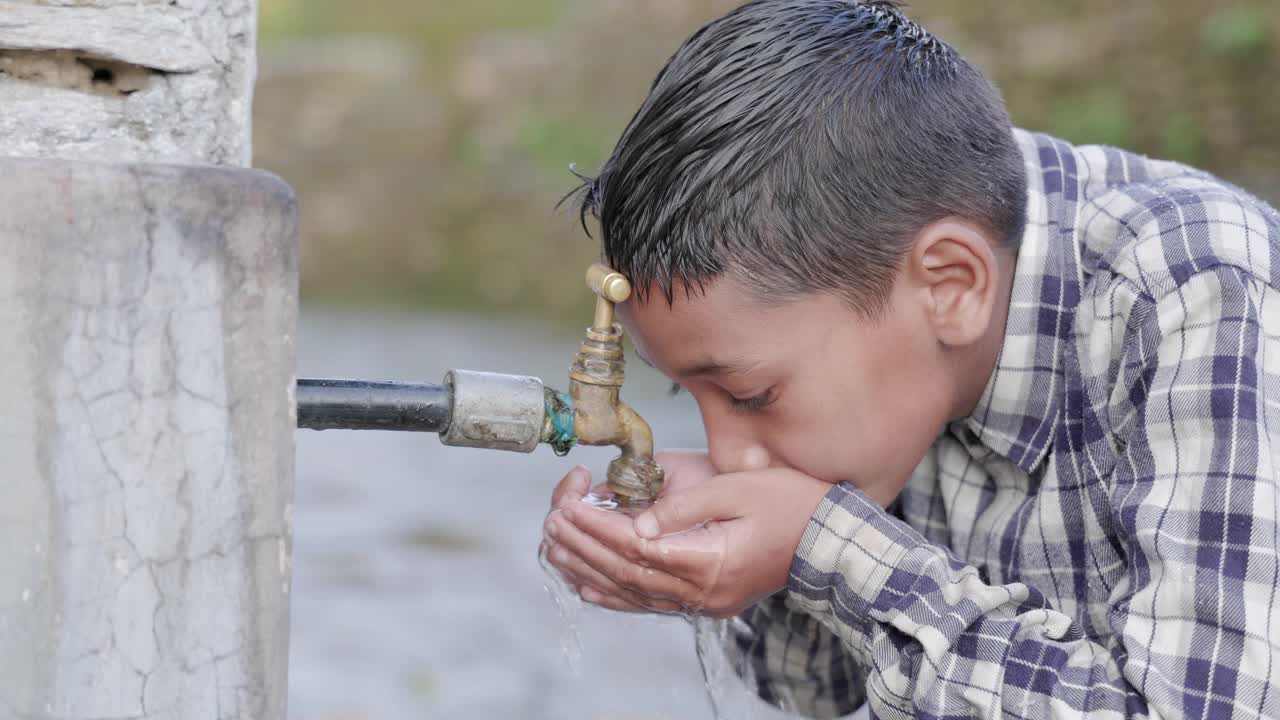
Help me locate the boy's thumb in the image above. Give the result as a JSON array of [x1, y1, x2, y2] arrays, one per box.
[[634, 512, 662, 539], [633, 482, 733, 539], [550, 465, 591, 508]]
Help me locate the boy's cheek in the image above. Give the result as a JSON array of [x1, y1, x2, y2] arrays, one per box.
[[781, 455, 908, 509]]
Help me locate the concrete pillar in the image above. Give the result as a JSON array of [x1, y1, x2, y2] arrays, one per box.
[[0, 0, 257, 164], [0, 4, 296, 718], [0, 156, 296, 720]]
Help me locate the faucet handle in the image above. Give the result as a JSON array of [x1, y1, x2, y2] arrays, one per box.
[[585, 263, 631, 331], [586, 262, 631, 303]]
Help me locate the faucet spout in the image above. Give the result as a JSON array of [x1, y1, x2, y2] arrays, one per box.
[[569, 364, 663, 505], [613, 400, 655, 461], [607, 399, 664, 503]]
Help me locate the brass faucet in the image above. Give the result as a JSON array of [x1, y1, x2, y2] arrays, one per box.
[[294, 261, 665, 508], [569, 263, 664, 509]]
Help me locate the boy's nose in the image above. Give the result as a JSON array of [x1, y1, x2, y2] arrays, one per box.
[[710, 442, 772, 475], [706, 427, 772, 474]]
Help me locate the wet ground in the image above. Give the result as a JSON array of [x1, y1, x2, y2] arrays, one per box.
[[289, 307, 793, 719]]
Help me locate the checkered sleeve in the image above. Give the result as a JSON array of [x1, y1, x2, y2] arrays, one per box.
[[785, 264, 1280, 718], [725, 592, 865, 718]]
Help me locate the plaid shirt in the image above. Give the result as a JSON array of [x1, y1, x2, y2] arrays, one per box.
[[728, 129, 1280, 719]]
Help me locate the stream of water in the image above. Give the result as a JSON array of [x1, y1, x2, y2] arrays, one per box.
[[290, 306, 797, 719]]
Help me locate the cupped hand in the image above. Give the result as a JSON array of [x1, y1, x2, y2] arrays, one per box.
[[543, 458, 831, 618], [540, 450, 719, 612]]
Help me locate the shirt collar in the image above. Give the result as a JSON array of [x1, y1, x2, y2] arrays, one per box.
[[957, 130, 1084, 474]]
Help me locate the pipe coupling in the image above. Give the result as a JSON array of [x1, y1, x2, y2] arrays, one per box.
[[440, 370, 546, 453]]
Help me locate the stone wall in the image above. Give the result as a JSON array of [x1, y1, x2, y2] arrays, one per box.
[[0, 0, 257, 164]]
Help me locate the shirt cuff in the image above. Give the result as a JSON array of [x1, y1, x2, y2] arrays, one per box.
[[786, 483, 921, 627]]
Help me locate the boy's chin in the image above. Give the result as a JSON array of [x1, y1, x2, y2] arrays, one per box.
[[843, 475, 911, 509]]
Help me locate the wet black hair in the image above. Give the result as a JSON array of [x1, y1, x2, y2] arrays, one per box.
[[573, 0, 1027, 315]]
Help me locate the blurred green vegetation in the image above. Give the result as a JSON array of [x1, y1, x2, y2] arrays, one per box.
[[254, 0, 1280, 323]]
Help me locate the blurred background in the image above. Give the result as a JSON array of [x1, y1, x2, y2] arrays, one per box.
[[266, 1, 1279, 718]]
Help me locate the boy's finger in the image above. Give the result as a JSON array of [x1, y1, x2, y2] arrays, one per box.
[[547, 541, 637, 602], [545, 519, 646, 602], [545, 537, 690, 614], [547, 540, 686, 613], [645, 524, 731, 580], [580, 585, 687, 615], [548, 509, 724, 588], [567, 504, 725, 582], [652, 450, 714, 492], [553, 545, 688, 613], [549, 465, 591, 509], [634, 477, 740, 539], [552, 509, 702, 603], [580, 587, 649, 613]]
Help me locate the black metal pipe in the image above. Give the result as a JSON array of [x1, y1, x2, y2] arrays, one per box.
[[296, 378, 452, 432]]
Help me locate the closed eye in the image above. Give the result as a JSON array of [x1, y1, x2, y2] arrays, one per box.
[[729, 389, 774, 414]]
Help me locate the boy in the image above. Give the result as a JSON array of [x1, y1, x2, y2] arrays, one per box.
[[541, 1, 1280, 717]]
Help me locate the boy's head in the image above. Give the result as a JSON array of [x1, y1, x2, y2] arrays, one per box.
[[575, 0, 1027, 504]]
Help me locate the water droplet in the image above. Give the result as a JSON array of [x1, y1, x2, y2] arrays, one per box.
[[580, 492, 620, 512]]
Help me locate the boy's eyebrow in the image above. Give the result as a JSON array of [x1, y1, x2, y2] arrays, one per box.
[[633, 349, 753, 378]]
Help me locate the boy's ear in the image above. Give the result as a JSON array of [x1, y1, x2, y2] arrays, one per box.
[[906, 218, 1002, 348]]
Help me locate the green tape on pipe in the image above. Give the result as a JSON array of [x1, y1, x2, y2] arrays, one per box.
[[543, 388, 576, 456]]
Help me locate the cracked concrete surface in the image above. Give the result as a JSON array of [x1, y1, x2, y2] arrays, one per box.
[[0, 157, 298, 720], [0, 0, 256, 164]]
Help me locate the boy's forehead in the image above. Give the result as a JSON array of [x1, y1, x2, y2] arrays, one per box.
[[618, 277, 786, 373], [620, 277, 745, 337], [618, 290, 726, 366]]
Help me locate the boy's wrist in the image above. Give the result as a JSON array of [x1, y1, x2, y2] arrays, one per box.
[[786, 483, 915, 625]]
